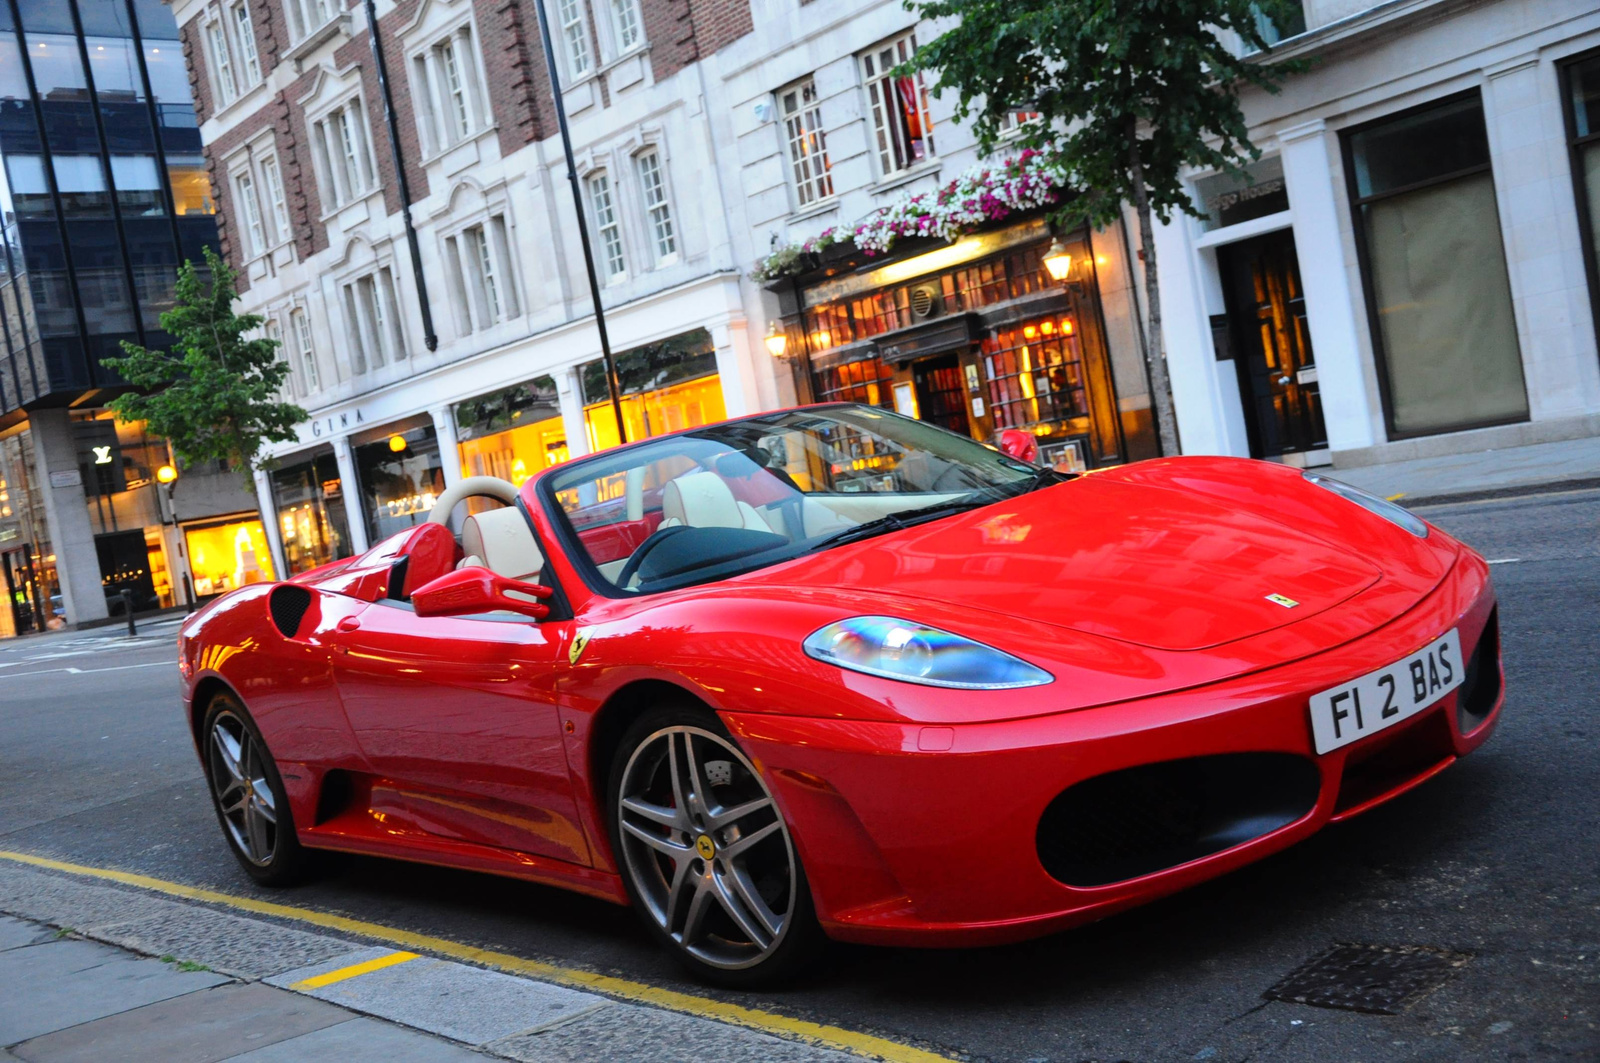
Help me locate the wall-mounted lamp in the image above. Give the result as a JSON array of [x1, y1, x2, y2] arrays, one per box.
[[764, 322, 789, 358], [1042, 237, 1074, 283], [388, 434, 408, 453]]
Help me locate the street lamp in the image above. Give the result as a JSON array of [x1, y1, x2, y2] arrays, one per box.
[[764, 322, 789, 358], [154, 459, 195, 608], [1042, 237, 1074, 283], [156, 464, 178, 485]]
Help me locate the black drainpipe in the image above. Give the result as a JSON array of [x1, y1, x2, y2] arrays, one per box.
[[363, 0, 436, 352]]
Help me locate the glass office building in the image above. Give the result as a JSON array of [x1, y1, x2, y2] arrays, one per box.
[[0, 0, 222, 635]]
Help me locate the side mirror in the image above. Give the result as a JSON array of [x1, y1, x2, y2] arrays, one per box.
[[411, 566, 552, 620]]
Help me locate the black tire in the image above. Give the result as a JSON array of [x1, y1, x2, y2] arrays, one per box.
[[200, 693, 314, 887], [608, 701, 824, 987]]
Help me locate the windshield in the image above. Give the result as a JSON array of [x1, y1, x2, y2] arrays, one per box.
[[542, 404, 1049, 596]]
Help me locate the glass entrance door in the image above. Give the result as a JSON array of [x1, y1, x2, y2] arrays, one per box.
[[911, 354, 971, 436], [1218, 230, 1328, 458]]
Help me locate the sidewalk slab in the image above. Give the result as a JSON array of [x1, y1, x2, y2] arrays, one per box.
[[0, 937, 229, 1045], [491, 1001, 859, 1063], [8, 982, 348, 1063], [0, 916, 52, 953], [267, 948, 603, 1045], [1333, 434, 1600, 503], [223, 1017, 486, 1062]]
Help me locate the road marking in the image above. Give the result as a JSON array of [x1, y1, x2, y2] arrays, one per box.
[[1385, 492, 1406, 501], [1486, 558, 1522, 565], [0, 661, 171, 681], [0, 849, 952, 1062], [291, 950, 420, 989]]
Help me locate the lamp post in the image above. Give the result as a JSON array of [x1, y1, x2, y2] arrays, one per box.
[[527, 0, 628, 446], [155, 460, 194, 608]]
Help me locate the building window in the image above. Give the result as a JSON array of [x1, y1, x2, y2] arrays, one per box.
[[445, 215, 520, 333], [233, 170, 267, 256], [230, 2, 261, 84], [412, 26, 491, 155], [860, 33, 935, 178], [635, 150, 676, 263], [1563, 51, 1600, 351], [779, 78, 832, 208], [1251, 1, 1306, 48], [342, 267, 404, 372], [259, 155, 290, 240], [586, 172, 625, 280], [578, 328, 725, 449], [982, 318, 1090, 435], [998, 109, 1042, 136], [205, 20, 238, 106], [290, 306, 319, 391], [286, 0, 338, 43], [264, 316, 291, 396], [312, 99, 376, 209], [610, 0, 643, 52], [454, 377, 569, 486], [1345, 93, 1527, 437], [556, 0, 591, 77]]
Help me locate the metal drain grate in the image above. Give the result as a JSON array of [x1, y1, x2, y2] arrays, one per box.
[[1264, 944, 1472, 1014]]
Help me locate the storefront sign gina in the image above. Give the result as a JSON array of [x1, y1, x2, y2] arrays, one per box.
[[308, 410, 366, 438]]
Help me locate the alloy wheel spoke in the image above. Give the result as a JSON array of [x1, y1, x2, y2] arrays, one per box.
[[211, 728, 245, 785], [720, 818, 780, 859], [681, 733, 713, 821], [711, 867, 773, 948], [250, 779, 276, 823], [724, 862, 784, 940], [707, 795, 771, 832], [678, 879, 714, 946], [622, 817, 691, 859], [664, 852, 695, 931], [217, 783, 248, 815], [620, 795, 687, 831], [665, 733, 693, 822], [244, 800, 272, 863]]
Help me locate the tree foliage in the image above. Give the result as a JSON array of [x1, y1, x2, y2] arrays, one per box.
[[102, 247, 306, 483], [903, 0, 1307, 454]]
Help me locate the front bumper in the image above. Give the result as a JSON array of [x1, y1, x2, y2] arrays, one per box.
[[723, 553, 1502, 947]]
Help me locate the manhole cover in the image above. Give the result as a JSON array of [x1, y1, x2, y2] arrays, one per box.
[[1264, 944, 1471, 1014]]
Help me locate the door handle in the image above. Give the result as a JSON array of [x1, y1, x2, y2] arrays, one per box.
[[336, 616, 362, 633], [1276, 375, 1291, 385]]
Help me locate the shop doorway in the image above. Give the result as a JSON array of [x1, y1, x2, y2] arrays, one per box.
[[912, 355, 971, 436], [95, 529, 159, 616], [1217, 230, 1328, 458], [2, 547, 46, 635]]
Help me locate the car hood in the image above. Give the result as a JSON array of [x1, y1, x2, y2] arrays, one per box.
[[740, 476, 1384, 652]]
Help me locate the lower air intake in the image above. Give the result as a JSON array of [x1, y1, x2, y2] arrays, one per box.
[[1037, 753, 1320, 887]]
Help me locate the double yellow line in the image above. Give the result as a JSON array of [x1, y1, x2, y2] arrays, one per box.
[[0, 849, 949, 1063]]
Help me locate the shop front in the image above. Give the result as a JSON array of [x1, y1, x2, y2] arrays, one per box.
[[181, 515, 276, 599], [269, 448, 354, 577], [578, 328, 727, 451], [352, 420, 447, 544], [455, 377, 569, 488], [782, 220, 1149, 470]]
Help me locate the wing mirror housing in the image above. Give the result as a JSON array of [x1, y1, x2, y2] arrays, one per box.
[[411, 566, 552, 620]]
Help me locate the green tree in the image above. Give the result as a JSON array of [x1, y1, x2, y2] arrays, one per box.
[[102, 247, 306, 484], [903, 0, 1305, 456]]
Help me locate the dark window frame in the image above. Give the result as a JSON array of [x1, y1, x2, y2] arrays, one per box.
[[1340, 88, 1528, 441], [1559, 46, 1600, 362]]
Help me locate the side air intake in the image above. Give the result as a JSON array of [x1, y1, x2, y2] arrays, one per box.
[[268, 584, 313, 638]]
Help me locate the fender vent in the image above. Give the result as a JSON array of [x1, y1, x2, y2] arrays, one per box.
[[268, 584, 312, 638]]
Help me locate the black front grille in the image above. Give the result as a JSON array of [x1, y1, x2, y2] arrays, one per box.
[[1457, 608, 1502, 731], [1037, 753, 1320, 887], [268, 585, 312, 638]]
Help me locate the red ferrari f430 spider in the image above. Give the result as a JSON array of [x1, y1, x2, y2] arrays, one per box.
[[180, 404, 1503, 984]]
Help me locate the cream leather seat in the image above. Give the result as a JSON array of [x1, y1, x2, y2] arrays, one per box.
[[661, 471, 775, 534], [456, 504, 544, 581]]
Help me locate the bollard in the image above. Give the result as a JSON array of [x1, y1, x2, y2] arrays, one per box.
[[120, 589, 136, 637]]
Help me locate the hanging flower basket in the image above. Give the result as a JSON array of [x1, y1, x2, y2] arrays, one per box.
[[751, 148, 1074, 284]]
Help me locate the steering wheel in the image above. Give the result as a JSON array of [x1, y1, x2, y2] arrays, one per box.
[[428, 475, 521, 527], [615, 525, 693, 588]]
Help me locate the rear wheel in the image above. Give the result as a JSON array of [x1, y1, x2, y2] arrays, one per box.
[[609, 704, 822, 986], [202, 694, 313, 887]]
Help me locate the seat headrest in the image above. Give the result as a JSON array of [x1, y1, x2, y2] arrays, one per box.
[[662, 471, 744, 529], [461, 505, 544, 581]]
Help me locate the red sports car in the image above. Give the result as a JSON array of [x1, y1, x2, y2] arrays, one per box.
[[180, 404, 1503, 984]]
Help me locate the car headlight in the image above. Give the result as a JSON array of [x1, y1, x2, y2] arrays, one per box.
[[1304, 473, 1428, 538], [802, 616, 1053, 690]]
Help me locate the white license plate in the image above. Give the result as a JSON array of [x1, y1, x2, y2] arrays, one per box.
[[1308, 629, 1464, 755]]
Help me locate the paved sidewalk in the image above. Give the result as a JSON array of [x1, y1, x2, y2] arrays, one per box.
[[1331, 434, 1600, 504], [0, 863, 857, 1063]]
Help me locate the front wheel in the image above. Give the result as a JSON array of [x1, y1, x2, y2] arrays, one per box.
[[609, 705, 823, 986], [202, 694, 313, 887]]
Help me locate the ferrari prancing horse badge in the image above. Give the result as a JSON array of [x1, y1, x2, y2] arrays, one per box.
[[569, 627, 594, 664]]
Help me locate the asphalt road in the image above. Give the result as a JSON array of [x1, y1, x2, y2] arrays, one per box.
[[2, 487, 1597, 1062]]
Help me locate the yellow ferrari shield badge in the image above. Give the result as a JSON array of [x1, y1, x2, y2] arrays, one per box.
[[569, 627, 594, 664], [1265, 593, 1300, 608]]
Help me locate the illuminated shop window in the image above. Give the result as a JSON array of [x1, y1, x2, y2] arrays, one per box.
[[184, 519, 276, 598], [353, 425, 445, 543], [578, 328, 725, 450], [270, 451, 352, 575], [454, 376, 568, 488]]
